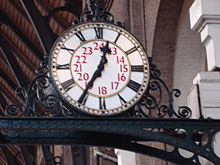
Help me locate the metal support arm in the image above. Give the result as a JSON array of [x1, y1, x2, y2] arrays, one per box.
[[0, 118, 220, 165]]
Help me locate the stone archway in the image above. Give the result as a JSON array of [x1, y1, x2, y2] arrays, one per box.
[[152, 0, 184, 90]]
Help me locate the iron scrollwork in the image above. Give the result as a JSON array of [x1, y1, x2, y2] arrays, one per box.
[[5, 57, 62, 117], [131, 58, 192, 119], [5, 55, 192, 119]]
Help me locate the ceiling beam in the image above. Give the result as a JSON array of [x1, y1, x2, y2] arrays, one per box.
[[0, 69, 17, 90], [0, 34, 37, 73], [1, 146, 19, 165], [37, 0, 69, 29], [0, 32, 29, 87], [0, 80, 24, 108], [20, 0, 55, 54], [0, 91, 7, 111], [0, 10, 44, 60]]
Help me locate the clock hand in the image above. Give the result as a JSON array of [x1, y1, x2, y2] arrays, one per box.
[[78, 41, 111, 103]]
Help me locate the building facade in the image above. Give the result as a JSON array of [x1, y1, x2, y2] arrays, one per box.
[[113, 0, 220, 164]]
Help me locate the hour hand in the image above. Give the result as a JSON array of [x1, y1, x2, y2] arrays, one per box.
[[100, 41, 111, 55]]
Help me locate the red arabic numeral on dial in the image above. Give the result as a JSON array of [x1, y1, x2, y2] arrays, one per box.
[[120, 64, 128, 72], [75, 55, 87, 63], [81, 56, 87, 63], [111, 82, 119, 90], [82, 47, 93, 55], [111, 47, 117, 55], [98, 86, 107, 95], [93, 42, 99, 50], [77, 73, 89, 81], [73, 64, 82, 72], [117, 56, 125, 64], [93, 42, 105, 51], [117, 73, 126, 81]]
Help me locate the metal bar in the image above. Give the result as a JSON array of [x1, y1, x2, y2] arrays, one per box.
[[20, 0, 55, 54], [0, 33, 29, 87], [0, 131, 198, 165], [0, 118, 219, 130], [42, 145, 55, 165], [0, 69, 17, 90], [0, 118, 220, 163], [0, 10, 44, 60], [1, 146, 19, 165]]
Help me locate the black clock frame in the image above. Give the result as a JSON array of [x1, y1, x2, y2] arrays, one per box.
[[48, 21, 150, 116]]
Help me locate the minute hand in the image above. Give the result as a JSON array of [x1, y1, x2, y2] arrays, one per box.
[[78, 41, 111, 103]]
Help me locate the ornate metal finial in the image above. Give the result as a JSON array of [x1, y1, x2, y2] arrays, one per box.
[[80, 0, 114, 23], [87, 0, 105, 18]]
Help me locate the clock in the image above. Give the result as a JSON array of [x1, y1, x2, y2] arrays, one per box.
[[49, 22, 150, 116]]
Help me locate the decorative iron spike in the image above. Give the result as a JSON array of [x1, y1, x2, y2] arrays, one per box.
[[87, 0, 105, 16], [81, 0, 114, 22]]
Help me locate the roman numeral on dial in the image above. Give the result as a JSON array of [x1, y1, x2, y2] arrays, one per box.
[[131, 65, 144, 72], [127, 80, 141, 92], [99, 97, 107, 109], [75, 31, 86, 42], [114, 33, 121, 43], [94, 27, 103, 39], [118, 94, 127, 105], [125, 47, 137, 55], [56, 64, 70, 70], [61, 46, 74, 56], [61, 46, 74, 53], [61, 79, 75, 91]]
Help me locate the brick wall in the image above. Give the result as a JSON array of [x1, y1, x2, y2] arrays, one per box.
[[173, 0, 206, 107], [144, 0, 161, 56], [128, 0, 183, 164]]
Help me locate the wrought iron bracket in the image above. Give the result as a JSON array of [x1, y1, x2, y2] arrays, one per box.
[[0, 118, 220, 165]]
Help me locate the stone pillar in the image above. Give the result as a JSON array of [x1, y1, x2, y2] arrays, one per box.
[[189, 0, 220, 71], [189, 0, 220, 163], [188, 72, 220, 119], [115, 149, 136, 165]]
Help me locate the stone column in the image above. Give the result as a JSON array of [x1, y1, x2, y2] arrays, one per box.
[[189, 0, 220, 71], [115, 149, 136, 165], [188, 72, 220, 119], [189, 0, 220, 163]]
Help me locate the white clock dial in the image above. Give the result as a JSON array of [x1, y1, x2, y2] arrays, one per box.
[[70, 40, 130, 97], [50, 22, 150, 116]]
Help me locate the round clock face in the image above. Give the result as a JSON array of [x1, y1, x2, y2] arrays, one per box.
[[50, 22, 150, 116]]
